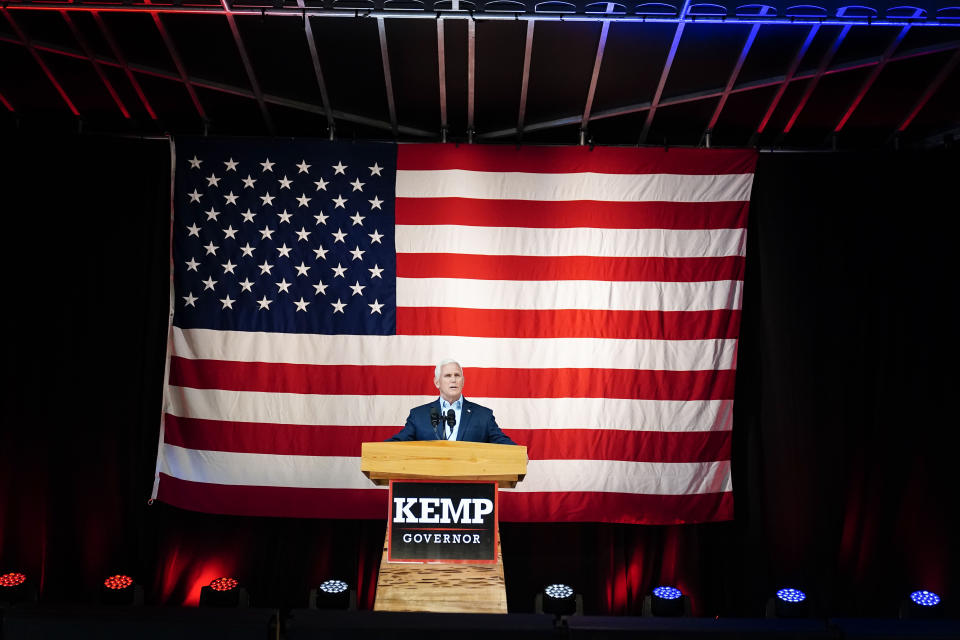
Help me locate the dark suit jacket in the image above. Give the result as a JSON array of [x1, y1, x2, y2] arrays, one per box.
[[387, 398, 517, 445]]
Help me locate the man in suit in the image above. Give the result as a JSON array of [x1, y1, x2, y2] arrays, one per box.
[[387, 359, 517, 444]]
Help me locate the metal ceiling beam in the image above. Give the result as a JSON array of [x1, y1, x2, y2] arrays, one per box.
[[1, 8, 80, 116], [376, 16, 398, 137], [296, 0, 335, 137], [517, 20, 534, 137], [91, 12, 157, 120], [781, 25, 851, 136], [143, 0, 206, 121], [220, 1, 274, 133], [581, 20, 610, 138], [833, 25, 910, 132], [478, 39, 960, 140], [0, 31, 433, 136], [638, 5, 687, 145], [701, 23, 760, 146], [60, 10, 130, 119], [895, 46, 960, 133], [437, 18, 448, 140], [467, 16, 475, 142], [5, 4, 960, 27], [750, 24, 818, 144]]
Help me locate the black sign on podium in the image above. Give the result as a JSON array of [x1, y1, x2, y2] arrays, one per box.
[[388, 480, 498, 564]]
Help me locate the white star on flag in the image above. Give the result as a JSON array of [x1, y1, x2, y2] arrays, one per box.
[[368, 299, 384, 314], [223, 158, 239, 171], [369, 163, 382, 176], [331, 298, 346, 313], [369, 196, 383, 210], [332, 161, 347, 175], [294, 297, 310, 312], [260, 158, 275, 172], [296, 160, 311, 173], [183, 292, 198, 306], [188, 156, 202, 169]]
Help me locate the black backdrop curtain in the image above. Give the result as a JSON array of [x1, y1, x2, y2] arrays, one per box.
[[1, 135, 956, 618]]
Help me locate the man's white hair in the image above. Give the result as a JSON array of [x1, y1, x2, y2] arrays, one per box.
[[434, 359, 462, 380]]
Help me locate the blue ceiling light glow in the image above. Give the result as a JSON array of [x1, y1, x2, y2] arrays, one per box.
[[776, 588, 807, 603], [653, 586, 683, 600], [910, 590, 941, 607]]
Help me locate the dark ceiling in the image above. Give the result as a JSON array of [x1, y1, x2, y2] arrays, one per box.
[[1, 1, 958, 149]]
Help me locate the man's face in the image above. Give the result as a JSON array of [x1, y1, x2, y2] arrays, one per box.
[[435, 363, 464, 403]]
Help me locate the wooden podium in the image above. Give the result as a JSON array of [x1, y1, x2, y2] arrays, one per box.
[[361, 441, 527, 614]]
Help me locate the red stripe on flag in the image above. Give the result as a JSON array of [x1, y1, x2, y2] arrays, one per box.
[[157, 473, 386, 519], [398, 144, 758, 176], [163, 415, 730, 462], [156, 473, 732, 523], [499, 490, 734, 524], [169, 359, 737, 400], [397, 253, 745, 282], [396, 308, 742, 340], [396, 198, 748, 229]]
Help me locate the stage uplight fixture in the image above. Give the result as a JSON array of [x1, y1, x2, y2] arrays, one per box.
[[642, 585, 690, 617], [900, 589, 943, 619], [199, 577, 250, 608], [308, 579, 355, 610], [765, 587, 809, 618], [101, 574, 144, 606], [0, 572, 37, 606], [534, 583, 582, 617]]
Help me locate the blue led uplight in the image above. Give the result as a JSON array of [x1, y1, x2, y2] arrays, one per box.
[[910, 590, 941, 607], [653, 586, 683, 600], [776, 588, 807, 603]]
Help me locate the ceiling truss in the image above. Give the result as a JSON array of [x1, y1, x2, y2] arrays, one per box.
[[1, 2, 958, 148]]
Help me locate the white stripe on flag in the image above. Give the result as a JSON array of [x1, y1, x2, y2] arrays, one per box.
[[165, 386, 734, 433], [396, 225, 747, 258], [172, 328, 739, 371], [396, 278, 743, 312], [396, 170, 754, 203], [160, 443, 730, 495], [504, 459, 732, 495]]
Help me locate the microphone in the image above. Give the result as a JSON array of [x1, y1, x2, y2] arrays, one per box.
[[445, 409, 456, 440], [430, 407, 441, 440]]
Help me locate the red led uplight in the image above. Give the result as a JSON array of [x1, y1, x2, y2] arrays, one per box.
[[104, 575, 134, 590], [0, 572, 27, 587], [209, 577, 239, 592]]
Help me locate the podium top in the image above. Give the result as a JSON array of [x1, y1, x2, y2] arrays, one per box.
[[360, 441, 527, 489]]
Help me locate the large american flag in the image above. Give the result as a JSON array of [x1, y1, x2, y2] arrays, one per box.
[[153, 138, 756, 525]]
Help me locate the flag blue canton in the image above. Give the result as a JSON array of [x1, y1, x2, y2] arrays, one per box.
[[172, 138, 397, 335]]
